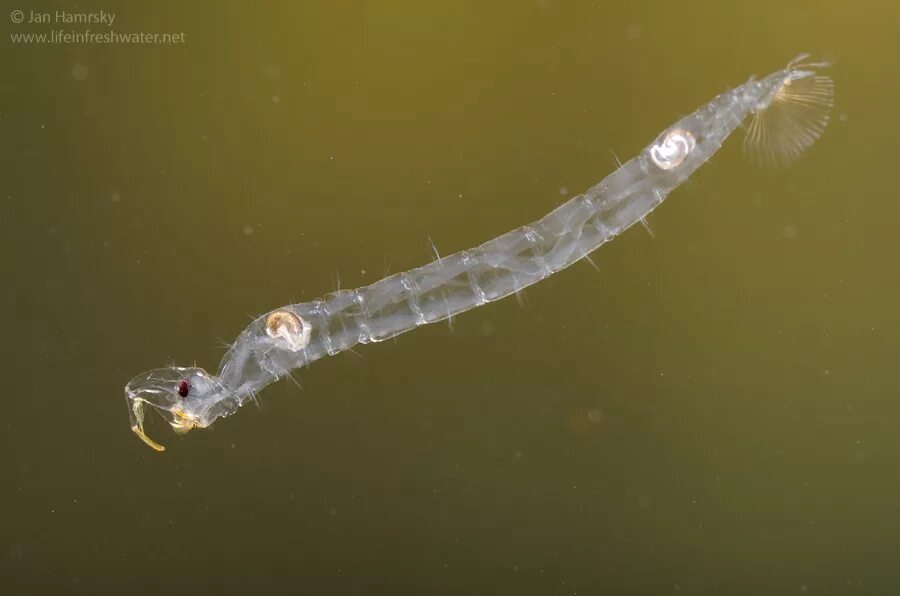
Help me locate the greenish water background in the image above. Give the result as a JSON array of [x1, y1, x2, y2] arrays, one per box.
[[4, 1, 900, 594]]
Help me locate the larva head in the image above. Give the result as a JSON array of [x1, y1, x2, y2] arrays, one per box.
[[124, 366, 225, 451]]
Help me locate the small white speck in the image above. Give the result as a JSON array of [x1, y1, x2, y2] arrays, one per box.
[[783, 224, 798, 240], [558, 186, 569, 196], [71, 62, 88, 82], [262, 64, 281, 80], [242, 224, 254, 236], [272, 95, 280, 104], [110, 190, 121, 202]]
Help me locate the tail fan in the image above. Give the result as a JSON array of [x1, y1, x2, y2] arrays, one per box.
[[743, 56, 835, 166]]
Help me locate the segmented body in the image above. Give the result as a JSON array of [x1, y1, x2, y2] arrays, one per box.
[[124, 57, 832, 450]]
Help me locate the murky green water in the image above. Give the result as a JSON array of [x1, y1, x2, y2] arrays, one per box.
[[4, 1, 900, 594]]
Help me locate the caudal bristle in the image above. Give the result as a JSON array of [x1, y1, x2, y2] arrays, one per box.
[[743, 70, 835, 167]]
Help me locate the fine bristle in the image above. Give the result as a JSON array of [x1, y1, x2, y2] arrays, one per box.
[[743, 63, 835, 167]]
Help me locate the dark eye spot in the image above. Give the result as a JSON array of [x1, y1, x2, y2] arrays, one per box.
[[177, 380, 191, 398]]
